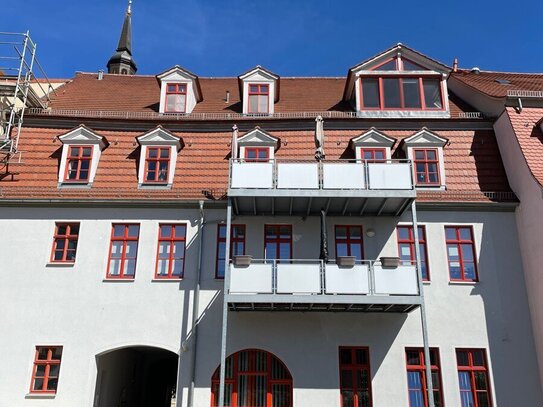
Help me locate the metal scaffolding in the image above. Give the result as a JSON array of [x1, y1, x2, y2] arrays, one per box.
[[0, 31, 56, 165]]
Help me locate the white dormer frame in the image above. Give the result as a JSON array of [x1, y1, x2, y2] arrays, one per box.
[[237, 127, 279, 160], [238, 66, 279, 115], [58, 125, 108, 187], [157, 66, 202, 114], [351, 128, 396, 160], [344, 44, 451, 119], [403, 128, 448, 189], [136, 126, 183, 187]]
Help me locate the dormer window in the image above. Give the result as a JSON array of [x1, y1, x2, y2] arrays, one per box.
[[245, 147, 269, 162], [343, 44, 451, 118], [236, 127, 278, 160], [248, 84, 270, 114], [238, 66, 279, 115], [136, 126, 183, 187], [58, 125, 108, 187], [402, 128, 447, 189], [165, 83, 187, 113], [157, 66, 202, 114], [351, 128, 396, 161]]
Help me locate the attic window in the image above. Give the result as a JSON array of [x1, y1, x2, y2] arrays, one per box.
[[495, 79, 511, 85], [165, 83, 187, 113], [361, 77, 443, 110]]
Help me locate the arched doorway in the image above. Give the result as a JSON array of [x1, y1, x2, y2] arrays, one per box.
[[94, 346, 178, 407], [211, 349, 292, 407]]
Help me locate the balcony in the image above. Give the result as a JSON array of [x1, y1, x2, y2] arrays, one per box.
[[226, 259, 421, 313], [228, 159, 416, 216]]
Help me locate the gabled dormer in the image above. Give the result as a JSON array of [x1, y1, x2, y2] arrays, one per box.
[[238, 66, 280, 115], [136, 126, 183, 187], [343, 44, 451, 119], [157, 65, 202, 114], [58, 125, 108, 187], [402, 128, 448, 188], [351, 128, 396, 161], [237, 127, 279, 160]]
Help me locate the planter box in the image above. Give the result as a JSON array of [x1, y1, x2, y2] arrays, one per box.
[[232, 255, 252, 267], [336, 256, 356, 267], [380, 256, 401, 268]]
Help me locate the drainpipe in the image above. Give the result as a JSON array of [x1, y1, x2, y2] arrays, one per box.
[[187, 200, 205, 407]]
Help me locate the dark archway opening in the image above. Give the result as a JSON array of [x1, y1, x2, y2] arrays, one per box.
[[94, 346, 178, 407]]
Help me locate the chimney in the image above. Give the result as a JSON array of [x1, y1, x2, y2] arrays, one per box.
[[98, 70, 104, 80], [225, 90, 230, 103], [452, 58, 458, 73]]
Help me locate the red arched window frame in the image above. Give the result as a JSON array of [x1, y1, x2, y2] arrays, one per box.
[[211, 349, 293, 407]]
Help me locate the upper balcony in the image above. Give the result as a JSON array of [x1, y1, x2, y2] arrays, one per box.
[[226, 258, 421, 313], [228, 159, 416, 216]]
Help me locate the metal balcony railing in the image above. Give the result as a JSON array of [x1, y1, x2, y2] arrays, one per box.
[[228, 259, 420, 297], [229, 159, 415, 191]]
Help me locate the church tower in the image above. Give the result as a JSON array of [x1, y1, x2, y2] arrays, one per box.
[[107, 0, 137, 75]]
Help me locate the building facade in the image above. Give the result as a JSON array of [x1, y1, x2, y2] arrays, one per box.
[[1, 11, 543, 407]]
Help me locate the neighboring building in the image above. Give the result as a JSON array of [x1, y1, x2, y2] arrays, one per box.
[[449, 69, 543, 391], [1, 6, 543, 407]]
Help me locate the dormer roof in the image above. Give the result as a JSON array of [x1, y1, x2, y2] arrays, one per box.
[[136, 125, 184, 150], [238, 66, 280, 102], [350, 128, 396, 148], [156, 65, 203, 102], [58, 124, 108, 150], [237, 126, 279, 148], [401, 127, 448, 149]]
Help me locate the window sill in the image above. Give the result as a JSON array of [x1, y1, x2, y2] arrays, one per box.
[[46, 262, 75, 268], [422, 281, 431, 285], [415, 185, 446, 191], [58, 182, 92, 189], [25, 393, 56, 399], [448, 281, 478, 285], [152, 278, 183, 282], [102, 278, 135, 282], [138, 183, 172, 190]]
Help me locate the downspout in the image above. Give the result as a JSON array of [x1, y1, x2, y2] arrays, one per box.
[[187, 200, 205, 407]]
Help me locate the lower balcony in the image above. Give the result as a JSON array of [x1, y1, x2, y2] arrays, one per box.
[[226, 259, 421, 313]]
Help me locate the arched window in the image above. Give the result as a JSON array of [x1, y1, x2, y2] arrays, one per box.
[[211, 349, 292, 407]]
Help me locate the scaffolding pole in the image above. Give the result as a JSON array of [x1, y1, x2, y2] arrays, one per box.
[[411, 200, 435, 407], [218, 199, 233, 407]]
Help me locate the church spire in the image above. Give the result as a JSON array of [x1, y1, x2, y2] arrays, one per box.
[[107, 0, 137, 75]]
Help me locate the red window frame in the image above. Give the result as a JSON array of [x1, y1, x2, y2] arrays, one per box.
[[30, 346, 62, 394], [64, 145, 92, 182], [456, 349, 493, 407], [106, 224, 140, 279], [50, 223, 80, 263], [155, 224, 187, 279], [359, 76, 444, 111], [264, 224, 292, 262], [248, 83, 270, 114], [339, 347, 373, 407], [144, 147, 171, 183], [405, 348, 444, 407], [244, 147, 270, 162], [335, 225, 364, 260], [397, 225, 429, 281], [360, 148, 387, 162], [211, 349, 293, 407], [413, 148, 440, 186], [215, 224, 246, 279], [165, 83, 187, 113], [445, 226, 478, 282]]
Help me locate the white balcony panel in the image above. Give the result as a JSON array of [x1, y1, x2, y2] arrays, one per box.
[[230, 264, 273, 294], [367, 163, 412, 190], [277, 163, 319, 189], [322, 163, 366, 190], [231, 162, 273, 189], [324, 264, 369, 294], [373, 265, 419, 295], [276, 263, 321, 294]]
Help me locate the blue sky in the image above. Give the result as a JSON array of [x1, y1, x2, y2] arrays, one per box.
[[3, 0, 542, 78]]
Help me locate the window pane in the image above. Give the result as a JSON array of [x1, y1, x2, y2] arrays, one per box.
[[362, 78, 380, 108], [341, 391, 354, 407], [110, 241, 123, 258], [49, 364, 60, 377], [158, 242, 170, 258], [160, 225, 172, 238], [109, 259, 121, 275], [355, 349, 368, 365], [35, 364, 46, 376], [402, 59, 426, 71], [124, 259, 136, 275], [423, 79, 442, 109], [340, 370, 353, 388], [336, 243, 348, 257], [336, 226, 347, 239], [249, 95, 258, 112], [157, 259, 169, 276], [377, 59, 396, 70], [175, 94, 186, 112], [258, 95, 268, 113], [47, 378, 58, 391], [175, 225, 186, 238], [125, 241, 138, 257], [33, 378, 44, 391], [279, 242, 290, 259], [406, 350, 420, 365], [127, 225, 139, 238], [340, 348, 352, 364], [383, 78, 401, 108], [174, 242, 185, 259], [350, 244, 362, 260], [172, 260, 184, 276], [403, 78, 421, 108], [445, 227, 457, 241], [166, 94, 176, 111], [457, 351, 470, 366], [472, 350, 485, 366], [459, 228, 472, 241]]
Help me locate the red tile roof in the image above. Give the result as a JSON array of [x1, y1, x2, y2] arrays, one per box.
[[0, 126, 513, 203], [451, 70, 543, 98], [505, 107, 543, 186], [43, 72, 472, 117]]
